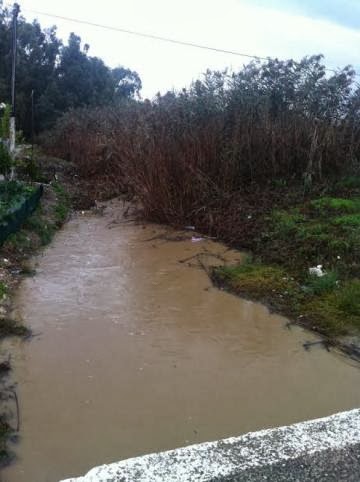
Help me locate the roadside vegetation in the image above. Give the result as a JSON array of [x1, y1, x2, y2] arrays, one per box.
[[43, 55, 360, 351], [0, 181, 37, 220]]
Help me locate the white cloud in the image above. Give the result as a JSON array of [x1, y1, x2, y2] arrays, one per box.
[[8, 0, 360, 98]]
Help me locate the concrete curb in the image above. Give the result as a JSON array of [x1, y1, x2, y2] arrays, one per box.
[[61, 409, 360, 482]]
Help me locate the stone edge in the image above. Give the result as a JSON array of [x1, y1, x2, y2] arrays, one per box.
[[61, 408, 360, 482]]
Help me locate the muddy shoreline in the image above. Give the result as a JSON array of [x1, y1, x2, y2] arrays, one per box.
[[211, 269, 360, 364]]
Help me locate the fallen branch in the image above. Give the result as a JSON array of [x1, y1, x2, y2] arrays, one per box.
[[9, 389, 20, 432], [303, 340, 331, 352]]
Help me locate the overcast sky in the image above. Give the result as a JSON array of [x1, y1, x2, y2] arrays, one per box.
[[5, 0, 360, 98]]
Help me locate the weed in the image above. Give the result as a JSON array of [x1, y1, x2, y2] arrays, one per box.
[[5, 231, 32, 251], [54, 203, 68, 225], [333, 214, 360, 227], [52, 182, 70, 225], [214, 262, 299, 300], [328, 238, 351, 252], [304, 281, 360, 335], [310, 197, 360, 214], [337, 280, 360, 316], [305, 270, 338, 295], [271, 209, 306, 238], [25, 213, 55, 245], [337, 176, 360, 189], [0, 416, 12, 466], [0, 282, 7, 299], [0, 318, 29, 339], [0, 104, 10, 138], [15, 157, 42, 182], [0, 145, 12, 178]]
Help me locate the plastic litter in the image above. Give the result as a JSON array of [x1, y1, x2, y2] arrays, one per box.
[[309, 265, 326, 277]]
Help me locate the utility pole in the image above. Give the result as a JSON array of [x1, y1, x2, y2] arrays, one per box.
[[9, 3, 20, 179], [31, 90, 34, 162]]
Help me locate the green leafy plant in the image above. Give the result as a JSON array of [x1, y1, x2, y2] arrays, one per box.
[[333, 214, 360, 227], [310, 197, 360, 214], [0, 104, 11, 139], [0, 144, 12, 177], [337, 281, 360, 316]]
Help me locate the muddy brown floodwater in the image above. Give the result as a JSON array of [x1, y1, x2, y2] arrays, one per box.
[[2, 200, 360, 482]]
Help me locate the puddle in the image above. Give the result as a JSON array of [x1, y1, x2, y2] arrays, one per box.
[[2, 201, 360, 482]]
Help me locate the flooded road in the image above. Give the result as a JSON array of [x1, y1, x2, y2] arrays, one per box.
[[2, 201, 360, 482]]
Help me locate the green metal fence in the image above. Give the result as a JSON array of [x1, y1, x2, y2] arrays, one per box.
[[0, 184, 43, 246]]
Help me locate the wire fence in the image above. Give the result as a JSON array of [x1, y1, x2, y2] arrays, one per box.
[[0, 184, 43, 245]]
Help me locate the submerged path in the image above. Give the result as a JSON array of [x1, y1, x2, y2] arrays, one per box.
[[2, 200, 360, 482]]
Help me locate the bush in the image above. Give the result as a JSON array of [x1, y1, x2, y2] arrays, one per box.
[[0, 104, 10, 139], [0, 181, 37, 220], [0, 144, 12, 177], [42, 55, 360, 230]]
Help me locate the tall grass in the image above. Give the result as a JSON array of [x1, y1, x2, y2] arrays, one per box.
[[42, 55, 360, 237]]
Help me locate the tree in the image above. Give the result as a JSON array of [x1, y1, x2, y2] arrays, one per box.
[[112, 67, 142, 99], [0, 3, 142, 136]]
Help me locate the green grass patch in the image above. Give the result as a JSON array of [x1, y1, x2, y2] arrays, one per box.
[[207, 185, 360, 349], [333, 214, 360, 227], [216, 263, 288, 293], [214, 262, 302, 306], [304, 280, 360, 335], [310, 197, 360, 214], [264, 193, 360, 273], [215, 259, 360, 337], [270, 209, 306, 238]]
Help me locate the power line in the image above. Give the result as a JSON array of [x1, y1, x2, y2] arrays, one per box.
[[20, 8, 270, 61], [22, 7, 359, 77]]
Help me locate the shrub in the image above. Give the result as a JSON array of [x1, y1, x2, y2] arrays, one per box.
[[42, 55, 360, 232], [0, 144, 12, 177], [0, 104, 10, 139]]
